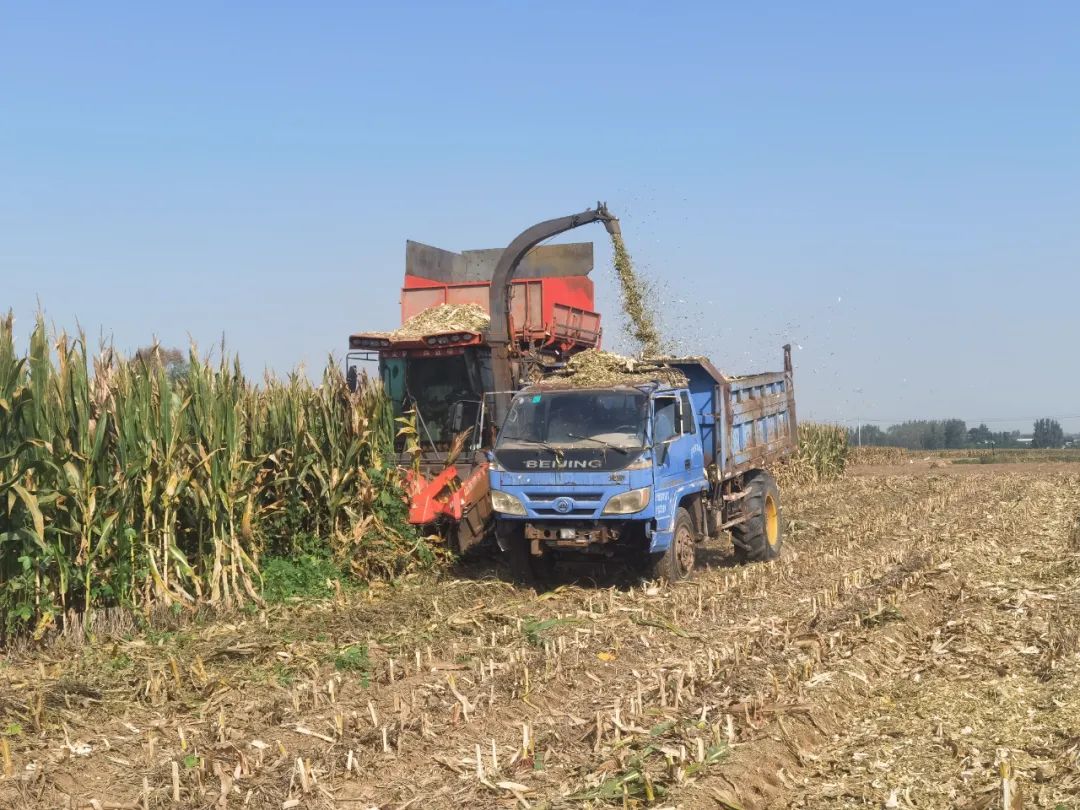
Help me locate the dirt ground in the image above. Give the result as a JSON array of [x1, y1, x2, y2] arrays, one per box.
[[2, 463, 1079, 809]]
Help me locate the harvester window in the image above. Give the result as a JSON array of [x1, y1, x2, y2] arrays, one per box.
[[381, 359, 406, 411], [403, 355, 477, 445]]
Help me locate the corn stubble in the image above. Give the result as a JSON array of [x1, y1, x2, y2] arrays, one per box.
[[3, 447, 1080, 807], [4, 466, 1075, 807], [0, 314, 425, 641]]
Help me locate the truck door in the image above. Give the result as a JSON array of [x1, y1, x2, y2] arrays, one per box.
[[652, 392, 699, 498]]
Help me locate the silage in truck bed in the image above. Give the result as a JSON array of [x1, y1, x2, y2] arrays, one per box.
[[538, 348, 688, 388]]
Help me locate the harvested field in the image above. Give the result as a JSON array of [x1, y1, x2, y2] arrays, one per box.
[[849, 447, 1080, 466], [3, 463, 1080, 809]]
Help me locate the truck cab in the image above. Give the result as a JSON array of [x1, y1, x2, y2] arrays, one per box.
[[489, 349, 797, 582], [489, 383, 708, 567]]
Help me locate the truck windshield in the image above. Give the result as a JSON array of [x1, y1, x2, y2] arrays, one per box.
[[497, 390, 648, 451]]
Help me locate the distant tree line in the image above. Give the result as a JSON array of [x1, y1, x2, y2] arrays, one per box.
[[1032, 418, 1065, 449], [133, 345, 190, 383], [848, 418, 1069, 450]]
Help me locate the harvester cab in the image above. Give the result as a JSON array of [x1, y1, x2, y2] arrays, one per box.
[[347, 204, 620, 553]]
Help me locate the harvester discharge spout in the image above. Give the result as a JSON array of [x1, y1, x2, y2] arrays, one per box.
[[487, 202, 619, 422]]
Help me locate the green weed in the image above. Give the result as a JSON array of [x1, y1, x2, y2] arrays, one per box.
[[333, 643, 372, 687], [261, 546, 342, 603]]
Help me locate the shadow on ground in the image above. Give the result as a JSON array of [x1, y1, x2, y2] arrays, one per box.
[[446, 537, 747, 593]]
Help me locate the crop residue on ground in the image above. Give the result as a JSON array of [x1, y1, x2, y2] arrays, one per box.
[[5, 461, 1080, 808]]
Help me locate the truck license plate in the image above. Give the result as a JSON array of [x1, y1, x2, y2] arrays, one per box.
[[558, 528, 576, 540]]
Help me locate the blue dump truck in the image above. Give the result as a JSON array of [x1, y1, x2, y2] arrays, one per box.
[[488, 347, 797, 582]]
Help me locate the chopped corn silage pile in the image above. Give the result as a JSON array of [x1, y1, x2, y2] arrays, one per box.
[[537, 347, 687, 388], [370, 303, 491, 340]]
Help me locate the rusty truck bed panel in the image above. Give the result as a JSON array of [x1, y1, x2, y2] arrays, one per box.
[[667, 345, 797, 480], [724, 368, 796, 475]]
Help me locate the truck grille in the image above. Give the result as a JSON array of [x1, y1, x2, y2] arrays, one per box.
[[525, 492, 603, 517]]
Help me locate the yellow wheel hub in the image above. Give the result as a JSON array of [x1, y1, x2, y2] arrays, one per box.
[[764, 494, 779, 546]]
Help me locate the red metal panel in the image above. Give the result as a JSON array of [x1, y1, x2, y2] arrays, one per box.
[[526, 280, 543, 330], [549, 275, 595, 310], [395, 273, 600, 347], [402, 274, 448, 289], [509, 283, 525, 328], [446, 285, 489, 308], [401, 288, 446, 322], [580, 311, 600, 337]]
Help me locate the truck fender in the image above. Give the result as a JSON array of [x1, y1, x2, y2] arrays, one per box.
[[677, 491, 708, 540], [650, 480, 708, 553], [654, 479, 709, 532]]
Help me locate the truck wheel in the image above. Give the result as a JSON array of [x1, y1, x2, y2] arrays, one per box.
[[646, 507, 696, 582], [732, 471, 782, 563]]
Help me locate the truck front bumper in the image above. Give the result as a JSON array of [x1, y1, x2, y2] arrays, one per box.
[[524, 520, 625, 546]]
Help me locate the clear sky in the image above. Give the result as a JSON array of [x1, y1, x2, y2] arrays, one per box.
[[3, 2, 1078, 431]]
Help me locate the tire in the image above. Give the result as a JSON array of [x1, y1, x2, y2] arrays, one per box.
[[645, 507, 696, 582], [731, 471, 782, 563], [499, 522, 555, 589]]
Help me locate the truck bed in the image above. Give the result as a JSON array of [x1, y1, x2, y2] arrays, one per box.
[[668, 346, 797, 479]]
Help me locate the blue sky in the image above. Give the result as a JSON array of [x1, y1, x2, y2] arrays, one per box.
[[3, 2, 1078, 430]]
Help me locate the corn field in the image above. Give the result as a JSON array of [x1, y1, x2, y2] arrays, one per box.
[[0, 315, 424, 641], [776, 422, 849, 484], [848, 445, 909, 465]]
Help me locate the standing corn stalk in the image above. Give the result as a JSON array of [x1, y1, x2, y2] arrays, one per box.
[[0, 314, 424, 643], [774, 422, 849, 485]]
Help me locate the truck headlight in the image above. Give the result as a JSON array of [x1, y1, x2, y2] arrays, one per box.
[[490, 489, 526, 516], [602, 486, 651, 515]]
